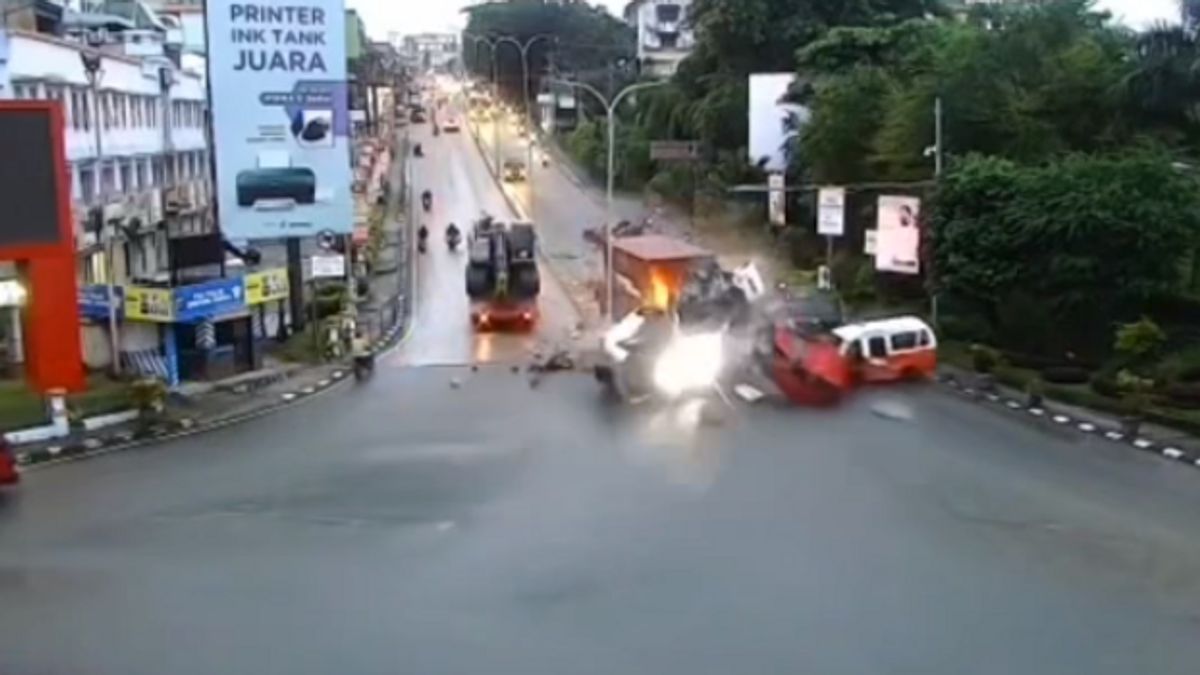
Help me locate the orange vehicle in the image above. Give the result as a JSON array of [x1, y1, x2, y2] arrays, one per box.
[[607, 234, 716, 315], [832, 316, 938, 383]]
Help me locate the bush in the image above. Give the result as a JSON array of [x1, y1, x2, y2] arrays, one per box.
[[970, 344, 1002, 374], [1090, 368, 1122, 399], [1161, 382, 1200, 408], [1040, 365, 1092, 385], [1114, 317, 1166, 361], [1154, 345, 1200, 384], [938, 313, 994, 343], [778, 227, 824, 269]]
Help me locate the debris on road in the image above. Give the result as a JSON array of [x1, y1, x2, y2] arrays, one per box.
[[735, 384, 765, 403], [530, 349, 575, 374], [450, 377, 463, 390], [871, 399, 914, 421]]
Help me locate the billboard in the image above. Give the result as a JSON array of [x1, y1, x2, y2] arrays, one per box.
[[875, 196, 921, 274], [205, 1, 353, 239], [244, 268, 290, 304], [126, 286, 175, 322], [0, 107, 69, 249], [816, 187, 845, 237], [768, 173, 786, 227], [748, 73, 807, 172]]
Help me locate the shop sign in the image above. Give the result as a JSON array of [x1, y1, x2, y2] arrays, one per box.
[[125, 286, 175, 322], [79, 284, 122, 319], [175, 278, 245, 322], [244, 268, 290, 305]]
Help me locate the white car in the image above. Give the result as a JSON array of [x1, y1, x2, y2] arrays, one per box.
[[443, 117, 461, 133]]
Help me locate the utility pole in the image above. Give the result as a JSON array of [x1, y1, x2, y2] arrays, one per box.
[[547, 78, 666, 324], [80, 39, 121, 375], [497, 34, 552, 223], [931, 95, 944, 326]]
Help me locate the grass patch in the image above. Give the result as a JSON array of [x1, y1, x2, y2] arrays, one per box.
[[273, 325, 324, 364], [0, 375, 133, 432]]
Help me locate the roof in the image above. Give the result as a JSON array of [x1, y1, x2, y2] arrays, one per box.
[[612, 234, 713, 262], [833, 316, 934, 342]]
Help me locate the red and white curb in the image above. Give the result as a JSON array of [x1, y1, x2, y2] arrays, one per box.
[[940, 374, 1199, 471]]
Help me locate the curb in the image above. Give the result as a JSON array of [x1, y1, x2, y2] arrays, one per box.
[[468, 124, 596, 328], [938, 373, 1200, 472], [17, 312, 413, 473]]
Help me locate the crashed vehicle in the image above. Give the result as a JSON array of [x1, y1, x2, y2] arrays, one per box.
[[0, 439, 18, 487], [594, 234, 764, 403], [466, 216, 540, 330]]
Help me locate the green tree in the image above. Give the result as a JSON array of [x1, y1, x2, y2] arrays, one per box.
[[932, 151, 1200, 354]]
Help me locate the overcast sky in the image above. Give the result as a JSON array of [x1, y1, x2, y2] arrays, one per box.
[[347, 0, 1181, 40]]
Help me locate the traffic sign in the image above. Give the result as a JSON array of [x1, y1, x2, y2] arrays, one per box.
[[768, 173, 786, 226], [817, 187, 845, 237], [651, 141, 702, 162]]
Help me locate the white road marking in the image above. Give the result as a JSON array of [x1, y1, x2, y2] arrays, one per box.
[[1163, 447, 1184, 460]]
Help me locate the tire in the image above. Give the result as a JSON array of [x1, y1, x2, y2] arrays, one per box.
[[512, 264, 541, 298], [466, 264, 491, 298]]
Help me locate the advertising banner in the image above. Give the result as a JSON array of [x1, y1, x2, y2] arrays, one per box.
[[875, 196, 921, 274], [126, 286, 175, 323], [310, 254, 346, 279], [244, 268, 290, 304], [817, 187, 845, 237], [205, 0, 352, 239], [175, 278, 245, 322], [79, 285, 123, 320]]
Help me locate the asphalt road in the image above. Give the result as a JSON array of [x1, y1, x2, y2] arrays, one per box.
[[397, 117, 579, 367], [2, 108, 1200, 674]]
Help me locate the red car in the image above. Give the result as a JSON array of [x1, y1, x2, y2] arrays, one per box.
[[0, 440, 19, 486]]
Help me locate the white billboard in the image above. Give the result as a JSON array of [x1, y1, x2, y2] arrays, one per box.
[[748, 73, 807, 172], [875, 196, 921, 274], [768, 173, 785, 226], [205, 0, 353, 240]]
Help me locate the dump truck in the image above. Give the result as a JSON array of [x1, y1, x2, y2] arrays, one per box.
[[465, 217, 540, 331]]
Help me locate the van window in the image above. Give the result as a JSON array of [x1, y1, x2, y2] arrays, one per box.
[[867, 336, 888, 359], [891, 332, 919, 351], [918, 330, 931, 347]]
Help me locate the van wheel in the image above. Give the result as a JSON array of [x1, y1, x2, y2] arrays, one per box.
[[902, 367, 925, 382]]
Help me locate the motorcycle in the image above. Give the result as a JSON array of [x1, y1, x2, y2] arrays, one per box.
[[421, 190, 432, 213], [446, 225, 462, 252], [413, 143, 424, 157], [353, 354, 375, 382], [417, 226, 429, 254]]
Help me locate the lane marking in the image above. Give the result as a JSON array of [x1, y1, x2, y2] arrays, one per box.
[[1078, 423, 1096, 432], [1163, 447, 1184, 460]]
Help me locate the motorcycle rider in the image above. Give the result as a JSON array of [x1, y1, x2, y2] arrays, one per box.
[[421, 189, 432, 212], [413, 143, 424, 157], [351, 330, 374, 380], [445, 222, 462, 249], [417, 223, 429, 253]]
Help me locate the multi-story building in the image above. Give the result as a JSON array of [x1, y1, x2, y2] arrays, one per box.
[[403, 33, 459, 74], [1, 3, 211, 375], [623, 0, 694, 78]]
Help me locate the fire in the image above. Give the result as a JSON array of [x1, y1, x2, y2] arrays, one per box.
[[648, 272, 672, 310]]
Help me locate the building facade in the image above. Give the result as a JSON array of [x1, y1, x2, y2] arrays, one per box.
[[624, 0, 694, 78], [0, 8, 211, 375], [403, 33, 459, 74]]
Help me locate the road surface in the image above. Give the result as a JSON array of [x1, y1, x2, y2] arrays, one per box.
[[2, 109, 1200, 675]]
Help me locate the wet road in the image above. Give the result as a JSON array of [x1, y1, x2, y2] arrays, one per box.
[[398, 117, 578, 367], [3, 107, 1200, 674]]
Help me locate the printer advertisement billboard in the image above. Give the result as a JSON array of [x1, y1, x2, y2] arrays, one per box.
[[205, 0, 352, 239]]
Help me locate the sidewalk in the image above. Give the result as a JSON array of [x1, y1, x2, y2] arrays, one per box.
[[13, 129, 414, 470]]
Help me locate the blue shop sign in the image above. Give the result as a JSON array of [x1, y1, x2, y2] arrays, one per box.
[[79, 285, 123, 320], [174, 278, 245, 322]]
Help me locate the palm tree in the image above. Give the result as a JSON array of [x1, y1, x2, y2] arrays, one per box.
[[1123, 23, 1200, 143]]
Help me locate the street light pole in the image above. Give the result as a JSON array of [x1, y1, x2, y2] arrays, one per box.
[[80, 43, 121, 376], [547, 78, 665, 324], [464, 33, 503, 176], [496, 34, 552, 223]]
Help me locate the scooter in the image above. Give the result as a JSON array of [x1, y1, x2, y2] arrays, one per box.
[[421, 190, 432, 213], [413, 143, 424, 158], [353, 354, 375, 382], [418, 227, 429, 254], [447, 230, 462, 252]]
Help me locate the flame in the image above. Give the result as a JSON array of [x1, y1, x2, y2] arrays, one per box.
[[648, 272, 672, 310]]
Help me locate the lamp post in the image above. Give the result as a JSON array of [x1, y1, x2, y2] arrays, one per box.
[[463, 33, 501, 175], [80, 35, 121, 375], [546, 78, 665, 324], [495, 34, 552, 222]]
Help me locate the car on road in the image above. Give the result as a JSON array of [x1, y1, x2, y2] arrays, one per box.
[[0, 439, 19, 486], [443, 116, 461, 132], [502, 160, 527, 182]]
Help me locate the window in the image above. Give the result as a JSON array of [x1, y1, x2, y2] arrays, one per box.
[[164, 155, 176, 186], [101, 92, 111, 130], [79, 165, 96, 204], [152, 157, 163, 186], [135, 161, 146, 190], [656, 4, 681, 22], [100, 163, 115, 197], [890, 332, 920, 351], [918, 330, 931, 347], [118, 94, 127, 128], [867, 336, 888, 359], [119, 162, 132, 194], [79, 89, 92, 131], [658, 32, 679, 49]]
